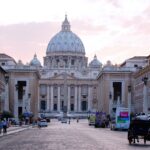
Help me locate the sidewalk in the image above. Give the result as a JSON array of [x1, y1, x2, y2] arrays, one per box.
[[0, 125, 31, 137]]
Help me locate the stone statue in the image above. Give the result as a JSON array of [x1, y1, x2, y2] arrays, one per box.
[[52, 59, 57, 68], [59, 59, 65, 68]]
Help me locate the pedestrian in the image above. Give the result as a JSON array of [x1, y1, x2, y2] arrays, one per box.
[[0, 120, 3, 134], [37, 120, 41, 129], [19, 120, 22, 126], [3, 120, 7, 133]]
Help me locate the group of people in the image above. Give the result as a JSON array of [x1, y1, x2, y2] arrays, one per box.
[[0, 120, 8, 134]]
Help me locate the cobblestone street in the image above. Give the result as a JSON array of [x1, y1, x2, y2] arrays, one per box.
[[0, 120, 150, 150]]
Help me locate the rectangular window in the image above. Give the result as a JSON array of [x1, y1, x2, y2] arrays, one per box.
[[82, 95, 87, 99], [54, 104, 57, 111], [61, 101, 64, 111], [18, 107, 22, 116], [81, 101, 87, 111], [113, 82, 122, 102], [71, 104, 74, 111], [17, 81, 26, 100], [41, 100, 46, 110], [71, 60, 74, 65], [40, 84, 47, 96]]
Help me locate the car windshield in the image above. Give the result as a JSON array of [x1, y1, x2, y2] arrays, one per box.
[[41, 120, 46, 122]]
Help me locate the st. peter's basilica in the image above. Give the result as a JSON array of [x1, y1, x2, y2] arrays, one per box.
[[0, 16, 150, 119]]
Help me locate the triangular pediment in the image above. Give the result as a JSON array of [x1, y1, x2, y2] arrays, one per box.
[[50, 73, 77, 80]]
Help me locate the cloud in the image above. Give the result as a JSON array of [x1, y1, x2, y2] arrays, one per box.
[[0, 19, 109, 64], [94, 45, 150, 65], [72, 19, 108, 35], [106, 0, 121, 8], [0, 22, 60, 64], [0, 10, 150, 66]]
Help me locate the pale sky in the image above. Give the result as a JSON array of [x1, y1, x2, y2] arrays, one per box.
[[0, 0, 150, 65]]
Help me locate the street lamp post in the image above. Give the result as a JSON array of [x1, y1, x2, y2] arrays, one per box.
[[128, 85, 131, 115], [142, 77, 148, 115]]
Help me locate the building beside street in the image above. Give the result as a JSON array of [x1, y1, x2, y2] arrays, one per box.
[[97, 56, 150, 116], [0, 16, 150, 120], [133, 56, 150, 114]]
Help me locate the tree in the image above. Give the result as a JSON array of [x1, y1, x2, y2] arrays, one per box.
[[1, 111, 13, 119]]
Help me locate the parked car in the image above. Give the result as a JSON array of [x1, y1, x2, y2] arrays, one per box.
[[61, 118, 67, 123], [88, 115, 95, 126], [45, 118, 51, 122], [38, 119, 48, 127]]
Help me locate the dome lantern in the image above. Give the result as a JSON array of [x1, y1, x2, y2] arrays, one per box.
[[61, 15, 71, 32]]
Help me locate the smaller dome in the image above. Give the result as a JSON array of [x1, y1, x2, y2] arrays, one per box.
[[18, 60, 23, 65], [30, 54, 41, 67], [105, 60, 112, 67], [89, 55, 102, 68]]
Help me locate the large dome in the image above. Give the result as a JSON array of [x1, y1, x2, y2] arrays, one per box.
[[46, 15, 85, 55]]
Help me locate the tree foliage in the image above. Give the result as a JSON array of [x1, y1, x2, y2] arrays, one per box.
[[1, 111, 14, 119]]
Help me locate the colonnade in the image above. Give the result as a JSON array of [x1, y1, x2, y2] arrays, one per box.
[[39, 85, 93, 113]]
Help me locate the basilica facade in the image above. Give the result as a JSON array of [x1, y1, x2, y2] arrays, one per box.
[[38, 15, 101, 117], [0, 16, 150, 119]]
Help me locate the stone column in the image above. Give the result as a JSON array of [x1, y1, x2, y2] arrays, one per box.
[[58, 86, 60, 112], [78, 86, 81, 112], [4, 83, 9, 111], [142, 77, 148, 115], [38, 86, 40, 111], [25, 81, 30, 112], [50, 86, 54, 111], [88, 86, 92, 111], [143, 84, 148, 114], [28, 94, 31, 112], [122, 81, 125, 106], [128, 85, 131, 115], [74, 86, 78, 112], [109, 82, 114, 115], [109, 92, 112, 115], [14, 82, 18, 119], [63, 73, 68, 115], [47, 85, 50, 111], [23, 86, 27, 112], [67, 86, 70, 112]]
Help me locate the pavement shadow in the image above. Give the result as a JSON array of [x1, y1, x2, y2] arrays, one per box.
[[129, 143, 150, 147]]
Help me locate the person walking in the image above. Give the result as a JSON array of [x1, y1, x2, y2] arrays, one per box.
[[37, 120, 41, 129], [0, 120, 3, 134], [3, 120, 7, 133]]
